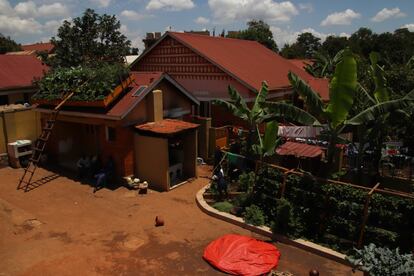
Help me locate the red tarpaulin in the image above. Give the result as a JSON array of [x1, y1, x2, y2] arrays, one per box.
[[203, 234, 281, 276]]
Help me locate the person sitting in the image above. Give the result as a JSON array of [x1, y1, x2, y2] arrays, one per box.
[[77, 155, 89, 180], [93, 157, 114, 193]]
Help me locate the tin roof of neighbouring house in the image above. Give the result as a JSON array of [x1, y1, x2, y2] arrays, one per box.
[[0, 55, 48, 91], [21, 42, 54, 53], [135, 119, 199, 136], [132, 32, 329, 100], [276, 141, 324, 158], [287, 59, 314, 71]]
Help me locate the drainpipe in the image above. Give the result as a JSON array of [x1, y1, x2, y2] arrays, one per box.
[[1, 112, 9, 153]]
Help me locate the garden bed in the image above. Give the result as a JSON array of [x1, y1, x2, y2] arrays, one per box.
[[33, 76, 133, 108]]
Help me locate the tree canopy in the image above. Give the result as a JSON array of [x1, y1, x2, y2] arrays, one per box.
[[0, 34, 21, 54], [280, 32, 321, 59], [50, 9, 131, 68], [227, 20, 278, 52]]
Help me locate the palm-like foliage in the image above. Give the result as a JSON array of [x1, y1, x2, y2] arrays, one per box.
[[305, 50, 344, 78], [286, 49, 414, 174]]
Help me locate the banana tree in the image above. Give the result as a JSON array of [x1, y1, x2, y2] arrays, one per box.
[[305, 49, 344, 78], [270, 49, 414, 175], [213, 81, 317, 158], [347, 52, 414, 175]]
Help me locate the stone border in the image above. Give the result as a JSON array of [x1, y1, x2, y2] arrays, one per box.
[[196, 184, 350, 266]]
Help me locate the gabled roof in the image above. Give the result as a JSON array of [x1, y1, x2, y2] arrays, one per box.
[[276, 141, 323, 158], [132, 32, 328, 98], [21, 42, 54, 53], [0, 55, 48, 91], [107, 71, 199, 119]]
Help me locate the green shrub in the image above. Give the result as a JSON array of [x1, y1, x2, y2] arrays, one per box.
[[34, 62, 130, 101], [346, 243, 414, 276], [212, 201, 234, 213], [238, 172, 255, 193], [271, 198, 296, 236], [244, 205, 265, 226]]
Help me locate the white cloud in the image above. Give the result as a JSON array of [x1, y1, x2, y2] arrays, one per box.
[[14, 1, 37, 17], [194, 16, 210, 25], [371, 7, 405, 22], [401, 23, 414, 32], [0, 14, 42, 34], [271, 26, 333, 45], [0, 0, 13, 14], [321, 9, 361, 26], [298, 3, 313, 13], [38, 3, 69, 17], [208, 0, 298, 23], [14, 1, 69, 18], [120, 10, 149, 20], [339, 32, 350, 38], [90, 0, 111, 8], [146, 0, 195, 11]]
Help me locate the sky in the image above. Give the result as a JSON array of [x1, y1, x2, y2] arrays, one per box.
[[1, 0, 414, 52]]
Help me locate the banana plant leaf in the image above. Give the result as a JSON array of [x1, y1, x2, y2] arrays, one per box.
[[324, 48, 357, 128], [346, 89, 414, 125], [212, 85, 250, 121], [370, 52, 390, 103], [288, 72, 324, 116], [251, 81, 269, 123], [262, 102, 321, 126], [262, 121, 279, 157]]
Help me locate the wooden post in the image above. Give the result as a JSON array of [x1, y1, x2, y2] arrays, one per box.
[[279, 169, 295, 198], [357, 182, 380, 248]]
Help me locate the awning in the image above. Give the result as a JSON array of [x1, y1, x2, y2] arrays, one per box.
[[276, 141, 323, 158]]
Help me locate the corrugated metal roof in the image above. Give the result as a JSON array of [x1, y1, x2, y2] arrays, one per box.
[[288, 59, 314, 71], [276, 141, 323, 158], [21, 42, 54, 53], [0, 55, 48, 90], [106, 71, 162, 117], [135, 119, 199, 135], [167, 32, 328, 98]]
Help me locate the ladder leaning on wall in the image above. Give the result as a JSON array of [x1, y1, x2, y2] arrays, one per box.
[[17, 92, 75, 192]]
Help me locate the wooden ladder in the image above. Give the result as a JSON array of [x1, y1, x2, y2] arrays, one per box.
[[17, 92, 75, 192]]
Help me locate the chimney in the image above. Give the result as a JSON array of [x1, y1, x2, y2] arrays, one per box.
[[147, 89, 163, 122]]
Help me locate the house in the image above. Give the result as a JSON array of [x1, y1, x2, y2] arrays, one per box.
[[0, 55, 48, 105], [6, 42, 55, 56], [35, 71, 199, 191], [131, 31, 329, 126]]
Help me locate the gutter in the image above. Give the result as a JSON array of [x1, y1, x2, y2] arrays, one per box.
[[35, 107, 121, 121]]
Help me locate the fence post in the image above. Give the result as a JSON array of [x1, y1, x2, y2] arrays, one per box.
[[279, 169, 295, 198], [357, 182, 380, 248]]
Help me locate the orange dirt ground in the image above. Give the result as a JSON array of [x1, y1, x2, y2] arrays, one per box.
[[0, 165, 361, 276]]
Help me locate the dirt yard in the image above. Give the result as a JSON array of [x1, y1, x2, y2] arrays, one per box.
[[0, 165, 360, 276]]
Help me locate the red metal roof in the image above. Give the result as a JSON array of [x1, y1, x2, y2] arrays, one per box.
[[21, 42, 54, 53], [308, 78, 330, 102], [168, 32, 327, 98], [106, 71, 163, 117], [288, 59, 314, 71], [276, 141, 323, 158], [0, 55, 48, 90], [135, 119, 199, 135]]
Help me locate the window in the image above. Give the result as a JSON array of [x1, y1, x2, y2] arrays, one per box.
[[106, 126, 116, 142], [0, 95, 8, 105]]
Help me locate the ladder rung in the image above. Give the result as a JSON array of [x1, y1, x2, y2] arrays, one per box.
[[43, 127, 53, 131], [29, 157, 40, 163], [33, 147, 44, 152], [39, 137, 49, 142]]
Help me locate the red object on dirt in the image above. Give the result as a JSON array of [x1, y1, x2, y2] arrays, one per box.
[[155, 216, 164, 227], [203, 234, 280, 276]]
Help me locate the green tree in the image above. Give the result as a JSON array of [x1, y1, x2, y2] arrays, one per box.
[[280, 32, 321, 59], [349, 27, 376, 58], [270, 49, 414, 175], [50, 9, 131, 67], [227, 20, 278, 52], [321, 35, 348, 57], [0, 34, 21, 54]]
